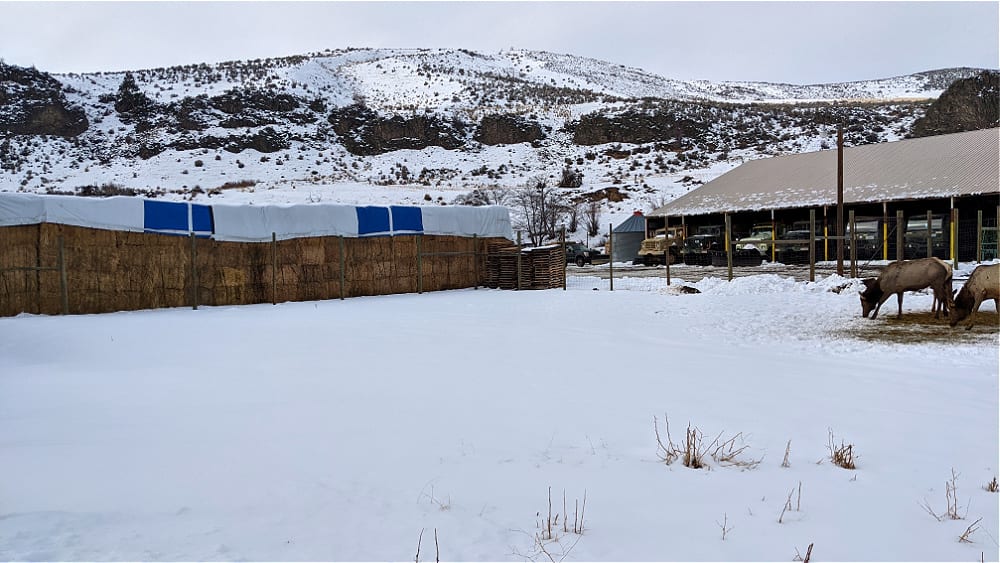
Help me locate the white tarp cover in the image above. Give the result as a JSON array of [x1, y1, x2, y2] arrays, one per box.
[[211, 203, 360, 242], [0, 193, 144, 231], [0, 193, 514, 241], [421, 205, 513, 239]]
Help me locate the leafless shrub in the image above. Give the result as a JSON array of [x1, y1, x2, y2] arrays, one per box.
[[827, 429, 857, 470], [793, 543, 814, 562], [985, 476, 998, 493], [654, 414, 761, 469], [920, 468, 966, 521]]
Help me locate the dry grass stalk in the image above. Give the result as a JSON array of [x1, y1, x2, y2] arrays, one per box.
[[985, 476, 998, 493], [793, 543, 814, 562], [781, 440, 791, 468], [796, 481, 802, 511], [653, 415, 678, 465], [779, 487, 795, 523], [827, 429, 857, 469], [434, 528, 439, 563], [958, 517, 982, 543], [415, 528, 424, 563], [684, 424, 705, 469], [717, 512, 733, 540]]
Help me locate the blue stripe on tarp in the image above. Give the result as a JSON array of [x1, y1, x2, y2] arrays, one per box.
[[356, 206, 390, 236], [192, 204, 213, 233], [390, 206, 423, 233], [144, 200, 188, 231]]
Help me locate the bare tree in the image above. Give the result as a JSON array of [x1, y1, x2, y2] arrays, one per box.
[[567, 202, 580, 233], [513, 176, 567, 245], [584, 201, 601, 238]]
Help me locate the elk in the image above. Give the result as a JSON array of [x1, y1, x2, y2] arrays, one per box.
[[859, 258, 953, 320], [949, 263, 999, 330]]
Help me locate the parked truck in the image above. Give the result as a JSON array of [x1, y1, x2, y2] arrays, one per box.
[[635, 226, 685, 265]]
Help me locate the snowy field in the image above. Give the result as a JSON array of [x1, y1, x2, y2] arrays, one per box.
[[1, 272, 998, 561]]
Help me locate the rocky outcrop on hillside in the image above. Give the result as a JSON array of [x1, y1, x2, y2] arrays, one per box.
[[909, 70, 999, 138], [0, 63, 88, 137], [327, 103, 467, 155], [474, 114, 545, 145]]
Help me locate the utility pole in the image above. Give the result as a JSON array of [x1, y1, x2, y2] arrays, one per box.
[[836, 125, 845, 276]]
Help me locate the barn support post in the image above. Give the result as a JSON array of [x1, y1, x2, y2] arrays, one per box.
[[771, 209, 776, 263], [926, 210, 933, 259], [882, 202, 888, 261], [725, 213, 733, 281], [976, 210, 983, 263], [271, 232, 277, 305], [809, 209, 816, 283], [608, 223, 614, 292], [951, 206, 959, 269], [849, 209, 857, 278], [836, 126, 845, 276], [823, 205, 829, 261], [57, 235, 68, 315], [896, 210, 904, 262]]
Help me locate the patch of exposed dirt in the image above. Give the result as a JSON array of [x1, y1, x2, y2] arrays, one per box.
[[843, 310, 999, 344]]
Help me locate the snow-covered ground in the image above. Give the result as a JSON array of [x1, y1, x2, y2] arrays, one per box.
[[1, 270, 997, 561]]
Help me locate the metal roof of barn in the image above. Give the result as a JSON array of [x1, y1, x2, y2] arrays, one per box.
[[650, 128, 1000, 218]]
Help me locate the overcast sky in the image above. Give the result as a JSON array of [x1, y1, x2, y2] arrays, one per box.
[[1, 1, 996, 84]]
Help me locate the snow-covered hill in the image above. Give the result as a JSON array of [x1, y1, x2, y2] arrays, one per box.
[[0, 48, 991, 239]]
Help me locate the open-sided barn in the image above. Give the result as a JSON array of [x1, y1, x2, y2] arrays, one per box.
[[649, 127, 1000, 262]]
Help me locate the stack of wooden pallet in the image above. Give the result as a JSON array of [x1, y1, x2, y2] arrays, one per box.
[[485, 242, 564, 290]]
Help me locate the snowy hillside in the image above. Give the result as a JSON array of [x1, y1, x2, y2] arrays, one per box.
[[0, 48, 991, 239]]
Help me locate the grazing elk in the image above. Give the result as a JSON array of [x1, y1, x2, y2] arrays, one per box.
[[859, 257, 953, 320], [949, 263, 999, 330]]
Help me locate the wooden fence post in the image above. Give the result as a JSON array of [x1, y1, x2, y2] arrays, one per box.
[[339, 236, 346, 300], [473, 234, 479, 290], [271, 232, 277, 305], [665, 216, 671, 286], [608, 223, 613, 292], [561, 226, 566, 291], [58, 236, 68, 315], [417, 234, 423, 294], [809, 209, 816, 282], [516, 231, 522, 291], [190, 232, 198, 310]]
